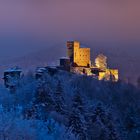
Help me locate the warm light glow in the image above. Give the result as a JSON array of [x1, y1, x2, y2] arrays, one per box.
[[67, 41, 90, 67], [95, 54, 107, 70], [66, 41, 119, 82]]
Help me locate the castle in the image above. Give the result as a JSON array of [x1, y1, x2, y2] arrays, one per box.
[[3, 41, 119, 90], [60, 41, 118, 82]]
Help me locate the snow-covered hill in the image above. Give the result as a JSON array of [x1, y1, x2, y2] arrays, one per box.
[[0, 70, 140, 140]]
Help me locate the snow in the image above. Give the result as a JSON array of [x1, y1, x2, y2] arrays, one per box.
[[4, 67, 22, 73], [60, 57, 70, 60], [0, 70, 139, 139]]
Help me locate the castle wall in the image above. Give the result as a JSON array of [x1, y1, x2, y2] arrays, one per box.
[[108, 69, 119, 82], [67, 41, 90, 67], [98, 69, 119, 82], [74, 48, 90, 67]]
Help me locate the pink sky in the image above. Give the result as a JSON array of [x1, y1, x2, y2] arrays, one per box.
[[0, 0, 140, 41]]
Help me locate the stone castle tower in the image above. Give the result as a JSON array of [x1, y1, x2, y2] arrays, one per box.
[[67, 41, 90, 67]]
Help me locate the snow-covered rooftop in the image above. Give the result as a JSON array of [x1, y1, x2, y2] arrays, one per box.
[[60, 57, 70, 60], [4, 67, 22, 73]]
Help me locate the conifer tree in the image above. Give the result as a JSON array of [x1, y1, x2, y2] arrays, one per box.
[[72, 91, 85, 114], [68, 110, 86, 140], [54, 81, 65, 114], [68, 91, 86, 140], [32, 82, 54, 120], [86, 103, 120, 140]]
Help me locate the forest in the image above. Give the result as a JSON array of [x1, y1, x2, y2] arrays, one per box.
[[0, 70, 140, 140]]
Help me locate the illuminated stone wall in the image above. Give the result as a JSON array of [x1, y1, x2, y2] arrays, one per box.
[[108, 69, 119, 82], [67, 41, 90, 67], [74, 48, 90, 67], [98, 69, 119, 82]]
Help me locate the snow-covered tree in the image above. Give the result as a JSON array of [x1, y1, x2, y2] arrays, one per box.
[[0, 68, 139, 140], [95, 54, 107, 70], [53, 81, 65, 114], [67, 91, 86, 139], [85, 102, 121, 140]]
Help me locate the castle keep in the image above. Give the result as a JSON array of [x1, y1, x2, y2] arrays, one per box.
[[67, 41, 90, 67]]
